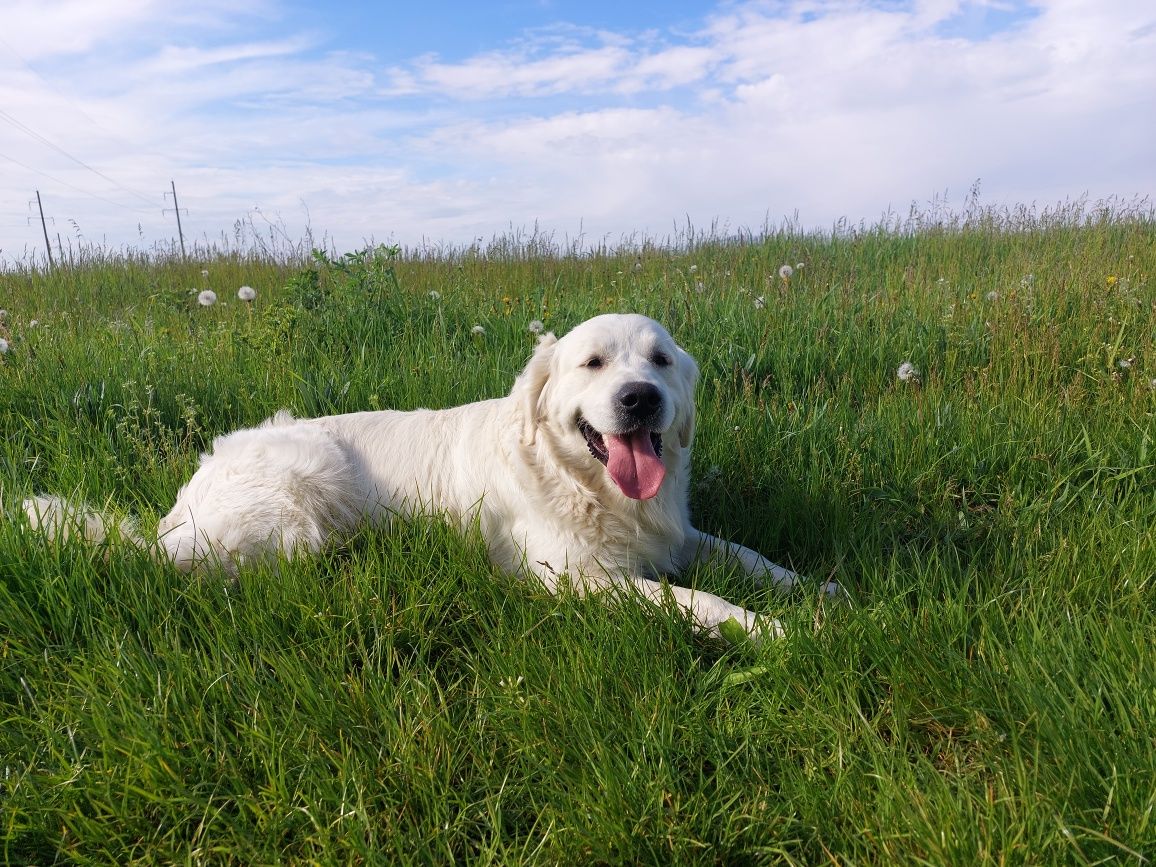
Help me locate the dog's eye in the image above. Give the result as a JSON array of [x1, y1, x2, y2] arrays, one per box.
[[583, 356, 604, 370], [651, 352, 672, 367]]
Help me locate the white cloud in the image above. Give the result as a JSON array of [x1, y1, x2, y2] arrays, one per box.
[[1, 0, 1154, 262]]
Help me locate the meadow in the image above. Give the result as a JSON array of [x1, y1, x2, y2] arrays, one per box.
[[1, 204, 1154, 864]]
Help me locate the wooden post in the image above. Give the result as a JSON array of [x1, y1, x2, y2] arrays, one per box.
[[166, 180, 187, 259], [35, 190, 54, 269]]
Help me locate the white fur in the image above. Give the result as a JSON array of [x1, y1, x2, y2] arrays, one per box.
[[25, 314, 823, 639]]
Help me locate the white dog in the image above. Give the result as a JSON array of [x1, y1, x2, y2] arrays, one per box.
[[26, 314, 820, 640]]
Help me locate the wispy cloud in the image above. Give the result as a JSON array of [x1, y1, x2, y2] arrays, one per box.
[[1, 0, 1153, 260]]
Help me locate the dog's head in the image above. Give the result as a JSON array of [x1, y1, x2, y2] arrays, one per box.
[[514, 313, 698, 500]]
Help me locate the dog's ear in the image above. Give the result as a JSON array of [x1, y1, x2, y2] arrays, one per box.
[[676, 344, 699, 449], [514, 332, 558, 445]]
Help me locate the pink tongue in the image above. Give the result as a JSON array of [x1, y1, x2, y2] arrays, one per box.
[[605, 431, 665, 500]]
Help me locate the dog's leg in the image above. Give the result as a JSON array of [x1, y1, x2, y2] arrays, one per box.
[[680, 529, 839, 596], [626, 576, 783, 641], [538, 562, 780, 641]]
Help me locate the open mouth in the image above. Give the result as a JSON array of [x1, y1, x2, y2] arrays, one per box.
[[578, 418, 662, 464], [577, 417, 665, 500]]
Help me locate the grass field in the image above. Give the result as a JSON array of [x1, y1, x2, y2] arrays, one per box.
[[2, 206, 1155, 864]]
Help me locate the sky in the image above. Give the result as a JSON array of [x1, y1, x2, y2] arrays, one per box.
[[0, 0, 1153, 262]]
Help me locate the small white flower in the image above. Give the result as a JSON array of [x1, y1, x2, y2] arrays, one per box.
[[0, 337, 8, 354], [688, 265, 698, 273], [1118, 357, 1134, 370], [897, 361, 920, 383], [428, 290, 441, 301], [28, 319, 38, 328], [471, 324, 485, 336], [985, 290, 1000, 302], [237, 285, 256, 302], [779, 264, 794, 280], [197, 290, 217, 307], [528, 319, 544, 334], [754, 296, 766, 310]]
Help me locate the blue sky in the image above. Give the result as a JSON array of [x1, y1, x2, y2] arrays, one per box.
[[1, 0, 1153, 261]]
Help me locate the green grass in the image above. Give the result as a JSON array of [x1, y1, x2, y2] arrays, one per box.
[[2, 208, 1155, 864]]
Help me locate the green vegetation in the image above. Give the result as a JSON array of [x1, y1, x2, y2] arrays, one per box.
[[2, 206, 1154, 864]]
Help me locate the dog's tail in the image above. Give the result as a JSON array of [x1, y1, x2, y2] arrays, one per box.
[[21, 494, 149, 550]]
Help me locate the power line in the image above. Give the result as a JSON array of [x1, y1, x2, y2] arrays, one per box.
[[0, 36, 141, 154], [0, 108, 159, 207], [0, 148, 156, 216]]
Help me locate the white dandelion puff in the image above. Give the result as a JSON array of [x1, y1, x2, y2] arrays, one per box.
[[0, 337, 9, 354], [528, 319, 544, 334], [237, 285, 256, 302], [754, 296, 766, 310], [688, 265, 698, 273], [985, 290, 1000, 302], [428, 290, 441, 301], [779, 264, 794, 280], [897, 361, 920, 383], [1118, 357, 1134, 370], [471, 324, 485, 336], [197, 290, 218, 307], [200, 269, 209, 278], [695, 281, 705, 293], [29, 319, 39, 328], [796, 262, 805, 270]]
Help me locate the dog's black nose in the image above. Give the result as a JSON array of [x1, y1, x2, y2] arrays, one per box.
[[615, 381, 663, 422]]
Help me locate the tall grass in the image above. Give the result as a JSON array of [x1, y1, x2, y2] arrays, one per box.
[[2, 202, 1154, 864]]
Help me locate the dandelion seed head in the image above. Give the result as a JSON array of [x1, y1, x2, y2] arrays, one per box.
[[1118, 357, 1134, 370], [237, 285, 256, 302], [471, 324, 485, 336], [688, 265, 698, 273], [428, 290, 441, 301], [0, 337, 9, 354], [695, 281, 705, 293], [796, 262, 805, 270], [985, 290, 1000, 302], [897, 361, 920, 383], [528, 319, 544, 334], [200, 269, 209, 278], [29, 319, 38, 328], [779, 264, 794, 280], [197, 290, 218, 307]]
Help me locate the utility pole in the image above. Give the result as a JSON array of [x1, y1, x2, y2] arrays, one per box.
[[35, 190, 54, 269], [163, 180, 187, 259]]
